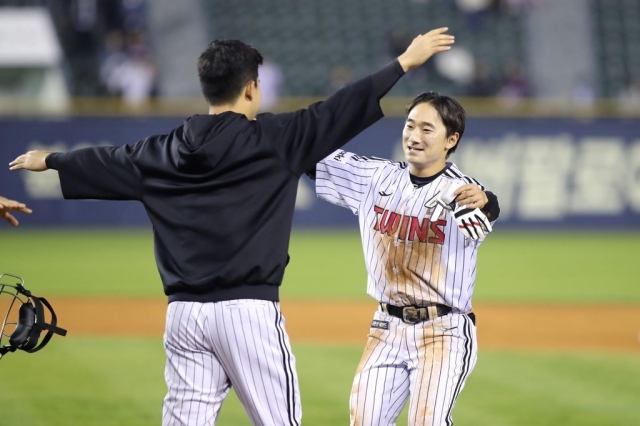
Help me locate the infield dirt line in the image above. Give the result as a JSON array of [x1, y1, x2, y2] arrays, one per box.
[[25, 298, 640, 352]]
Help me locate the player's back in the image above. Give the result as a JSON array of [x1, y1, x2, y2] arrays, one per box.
[[136, 113, 302, 302]]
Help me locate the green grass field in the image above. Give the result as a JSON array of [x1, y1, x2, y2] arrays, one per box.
[[1, 229, 639, 425], [2, 339, 639, 426], [2, 229, 639, 302]]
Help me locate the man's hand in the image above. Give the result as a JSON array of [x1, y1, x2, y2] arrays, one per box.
[[0, 196, 32, 227], [9, 150, 51, 172], [397, 28, 455, 72], [453, 206, 492, 240], [454, 184, 488, 210]]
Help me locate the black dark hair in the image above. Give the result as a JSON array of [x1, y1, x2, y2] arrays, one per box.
[[197, 39, 264, 106], [405, 92, 466, 157]]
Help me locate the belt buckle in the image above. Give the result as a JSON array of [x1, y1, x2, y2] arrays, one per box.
[[402, 306, 422, 324]]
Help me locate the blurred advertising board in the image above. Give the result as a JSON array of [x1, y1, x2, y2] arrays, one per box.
[[0, 116, 638, 229]]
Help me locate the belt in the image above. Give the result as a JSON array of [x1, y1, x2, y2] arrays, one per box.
[[381, 303, 452, 324]]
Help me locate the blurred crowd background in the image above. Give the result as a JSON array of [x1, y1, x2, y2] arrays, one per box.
[[1, 0, 640, 114]]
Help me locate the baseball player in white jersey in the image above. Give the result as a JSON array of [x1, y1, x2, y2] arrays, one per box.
[[312, 92, 500, 425]]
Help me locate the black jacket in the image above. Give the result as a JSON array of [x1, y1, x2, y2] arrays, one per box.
[[46, 61, 405, 303]]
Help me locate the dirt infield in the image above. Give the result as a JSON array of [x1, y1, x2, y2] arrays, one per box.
[[38, 298, 640, 352]]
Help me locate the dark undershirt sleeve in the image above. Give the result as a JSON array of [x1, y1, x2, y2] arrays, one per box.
[[482, 191, 500, 221]]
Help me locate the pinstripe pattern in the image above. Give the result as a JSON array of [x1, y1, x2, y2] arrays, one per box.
[[316, 150, 491, 313], [317, 150, 487, 425], [162, 300, 301, 426], [349, 310, 477, 426]]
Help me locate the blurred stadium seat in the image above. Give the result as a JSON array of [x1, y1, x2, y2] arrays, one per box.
[[592, 0, 640, 97], [203, 0, 525, 97], [1, 1, 640, 116]]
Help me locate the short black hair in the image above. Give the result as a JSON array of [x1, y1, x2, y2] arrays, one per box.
[[406, 92, 466, 158], [197, 39, 264, 106]]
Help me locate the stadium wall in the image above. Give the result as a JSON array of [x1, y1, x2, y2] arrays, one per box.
[[1, 116, 638, 229]]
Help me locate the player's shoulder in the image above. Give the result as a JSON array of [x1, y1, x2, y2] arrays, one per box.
[[325, 150, 407, 170], [444, 162, 484, 187], [359, 155, 408, 173]]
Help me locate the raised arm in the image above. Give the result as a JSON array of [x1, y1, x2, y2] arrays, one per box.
[[10, 143, 144, 201], [265, 28, 455, 175]]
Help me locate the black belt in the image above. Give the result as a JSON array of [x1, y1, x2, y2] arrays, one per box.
[[381, 303, 452, 324]]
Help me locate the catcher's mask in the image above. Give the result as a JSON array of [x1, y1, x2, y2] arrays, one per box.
[[0, 273, 67, 360]]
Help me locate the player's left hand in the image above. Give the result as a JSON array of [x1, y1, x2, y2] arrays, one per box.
[[454, 184, 488, 210], [453, 205, 492, 240], [9, 150, 51, 172]]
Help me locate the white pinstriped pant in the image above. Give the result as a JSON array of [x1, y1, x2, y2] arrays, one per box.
[[350, 310, 478, 426], [162, 300, 301, 426]]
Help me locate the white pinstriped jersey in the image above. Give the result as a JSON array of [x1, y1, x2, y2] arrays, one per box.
[[316, 150, 492, 313]]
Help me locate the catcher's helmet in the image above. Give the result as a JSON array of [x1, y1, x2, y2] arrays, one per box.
[[0, 273, 67, 360]]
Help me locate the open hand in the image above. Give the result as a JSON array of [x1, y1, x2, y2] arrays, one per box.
[[397, 28, 455, 72], [9, 150, 51, 172], [0, 196, 32, 226]]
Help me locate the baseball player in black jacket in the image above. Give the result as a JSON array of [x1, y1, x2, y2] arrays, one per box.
[[11, 29, 455, 426]]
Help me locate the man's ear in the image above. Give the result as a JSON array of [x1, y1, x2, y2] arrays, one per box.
[[244, 80, 257, 102], [445, 132, 460, 151]]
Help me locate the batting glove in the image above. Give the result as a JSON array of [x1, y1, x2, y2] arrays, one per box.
[[424, 181, 461, 221], [453, 206, 493, 240]]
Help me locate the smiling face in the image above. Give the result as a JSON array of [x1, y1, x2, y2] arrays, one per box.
[[402, 102, 460, 177]]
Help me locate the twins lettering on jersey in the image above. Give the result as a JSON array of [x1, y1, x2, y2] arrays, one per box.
[[372, 205, 446, 244]]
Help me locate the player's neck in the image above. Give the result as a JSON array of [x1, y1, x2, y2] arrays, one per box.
[[208, 103, 256, 120], [408, 160, 447, 178]]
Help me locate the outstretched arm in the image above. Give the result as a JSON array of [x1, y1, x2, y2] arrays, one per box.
[[10, 145, 143, 201], [0, 196, 32, 226]]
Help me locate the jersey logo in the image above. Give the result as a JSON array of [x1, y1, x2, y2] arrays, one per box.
[[424, 192, 440, 208], [373, 205, 446, 244], [371, 320, 389, 330], [379, 191, 393, 197], [330, 150, 349, 164]]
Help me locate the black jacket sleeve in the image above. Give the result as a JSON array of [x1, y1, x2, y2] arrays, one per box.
[[262, 60, 405, 176], [482, 191, 500, 221], [45, 143, 144, 201]]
